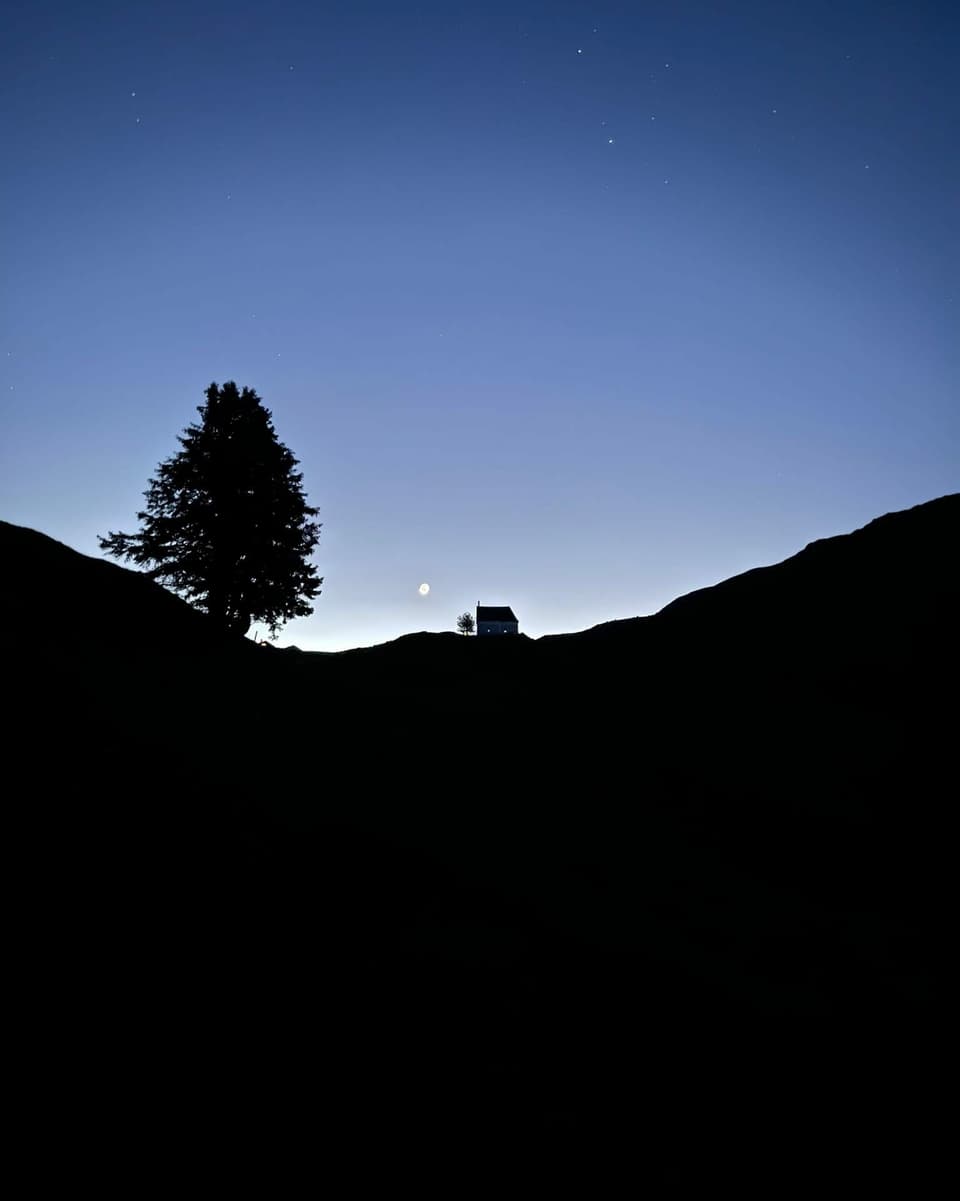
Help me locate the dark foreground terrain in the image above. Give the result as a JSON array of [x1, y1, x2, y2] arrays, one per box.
[[4, 495, 957, 1156]]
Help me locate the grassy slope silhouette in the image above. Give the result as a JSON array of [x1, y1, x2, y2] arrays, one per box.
[[4, 494, 957, 1137]]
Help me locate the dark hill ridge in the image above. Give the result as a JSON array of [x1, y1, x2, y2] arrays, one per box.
[[317, 492, 958, 669], [4, 493, 956, 672], [655, 491, 958, 631], [285, 494, 958, 724], [4, 496, 957, 1141], [544, 492, 958, 669], [0, 519, 243, 655]]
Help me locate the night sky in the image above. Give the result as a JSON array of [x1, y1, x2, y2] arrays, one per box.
[[2, 1, 957, 650]]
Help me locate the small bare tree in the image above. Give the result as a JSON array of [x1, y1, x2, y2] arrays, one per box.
[[456, 611, 475, 636]]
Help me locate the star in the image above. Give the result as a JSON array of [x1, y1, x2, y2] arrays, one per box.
[[607, 138, 615, 144]]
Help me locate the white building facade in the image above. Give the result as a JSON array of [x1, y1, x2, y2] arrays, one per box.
[[476, 605, 519, 636]]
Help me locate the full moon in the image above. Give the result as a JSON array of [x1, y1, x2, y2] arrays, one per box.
[[418, 582, 430, 596]]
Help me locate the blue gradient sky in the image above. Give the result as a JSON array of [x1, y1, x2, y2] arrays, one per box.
[[2, 0, 957, 649]]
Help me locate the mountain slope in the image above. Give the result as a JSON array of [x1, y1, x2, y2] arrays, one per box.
[[0, 519, 236, 654], [3, 496, 955, 1142], [547, 493, 959, 676]]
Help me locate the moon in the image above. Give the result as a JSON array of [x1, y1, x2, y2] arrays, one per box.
[[418, 582, 430, 596]]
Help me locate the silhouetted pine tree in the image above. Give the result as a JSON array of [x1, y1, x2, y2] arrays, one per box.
[[100, 381, 321, 636]]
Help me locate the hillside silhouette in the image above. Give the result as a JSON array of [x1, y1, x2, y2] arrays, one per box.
[[4, 494, 957, 1141], [1, 519, 241, 653]]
